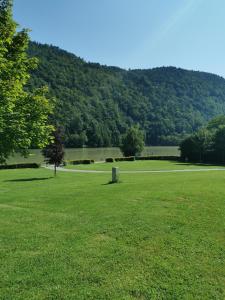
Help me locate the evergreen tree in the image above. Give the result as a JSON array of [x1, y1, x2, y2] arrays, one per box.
[[0, 0, 53, 163]]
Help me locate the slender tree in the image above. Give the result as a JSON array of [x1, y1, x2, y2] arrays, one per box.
[[0, 0, 54, 163], [42, 128, 65, 176]]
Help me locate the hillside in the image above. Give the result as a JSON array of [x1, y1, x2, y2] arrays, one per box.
[[27, 41, 225, 147]]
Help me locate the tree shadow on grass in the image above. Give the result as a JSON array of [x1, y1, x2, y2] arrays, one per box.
[[174, 162, 225, 167], [102, 181, 122, 185], [5, 177, 53, 182]]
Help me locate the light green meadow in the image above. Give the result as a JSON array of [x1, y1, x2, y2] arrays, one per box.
[[0, 161, 224, 299]]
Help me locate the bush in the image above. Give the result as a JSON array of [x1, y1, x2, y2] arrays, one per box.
[[0, 163, 40, 170], [115, 156, 135, 162], [135, 156, 180, 161], [69, 159, 94, 165], [105, 158, 114, 163]]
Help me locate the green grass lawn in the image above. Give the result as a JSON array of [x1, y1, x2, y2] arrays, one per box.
[[65, 159, 225, 171], [0, 163, 224, 299]]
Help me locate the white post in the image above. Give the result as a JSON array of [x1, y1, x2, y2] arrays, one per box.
[[112, 167, 119, 183]]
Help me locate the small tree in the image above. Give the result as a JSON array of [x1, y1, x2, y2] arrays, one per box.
[[42, 128, 65, 176], [120, 126, 145, 157]]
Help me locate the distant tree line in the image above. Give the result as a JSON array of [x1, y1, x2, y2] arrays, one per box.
[[27, 42, 225, 148], [180, 116, 225, 163]]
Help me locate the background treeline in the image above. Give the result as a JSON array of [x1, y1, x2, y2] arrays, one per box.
[[180, 116, 225, 163], [27, 42, 225, 147]]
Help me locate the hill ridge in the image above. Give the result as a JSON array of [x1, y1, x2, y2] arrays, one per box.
[[27, 41, 225, 147]]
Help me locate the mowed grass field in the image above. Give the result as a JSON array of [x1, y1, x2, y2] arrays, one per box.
[[65, 160, 225, 171], [0, 161, 225, 299]]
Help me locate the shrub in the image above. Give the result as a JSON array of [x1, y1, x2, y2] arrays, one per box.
[[105, 158, 114, 163], [69, 159, 94, 165], [135, 156, 180, 161], [115, 156, 135, 162], [0, 163, 40, 170]]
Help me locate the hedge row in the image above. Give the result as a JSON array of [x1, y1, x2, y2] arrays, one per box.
[[67, 159, 94, 165], [105, 158, 114, 163], [115, 157, 135, 162], [0, 163, 40, 170], [135, 156, 180, 161], [106, 157, 135, 162], [105, 156, 180, 162]]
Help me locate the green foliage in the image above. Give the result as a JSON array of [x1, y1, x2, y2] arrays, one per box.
[[115, 156, 136, 162], [120, 126, 144, 157], [213, 126, 225, 162], [26, 42, 225, 147], [135, 155, 179, 161], [105, 157, 114, 163], [42, 128, 65, 175], [0, 163, 40, 169], [0, 2, 53, 163], [69, 159, 94, 165], [180, 115, 225, 162], [206, 115, 225, 131]]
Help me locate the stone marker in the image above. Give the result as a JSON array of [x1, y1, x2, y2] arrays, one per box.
[[112, 167, 119, 183]]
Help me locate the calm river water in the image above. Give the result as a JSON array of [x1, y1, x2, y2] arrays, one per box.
[[7, 146, 179, 164]]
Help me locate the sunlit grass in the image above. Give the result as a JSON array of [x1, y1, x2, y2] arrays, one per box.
[[65, 159, 225, 171], [0, 164, 224, 299]]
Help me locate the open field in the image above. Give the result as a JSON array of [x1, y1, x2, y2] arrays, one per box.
[[65, 160, 225, 172], [6, 146, 179, 164], [0, 162, 225, 299]]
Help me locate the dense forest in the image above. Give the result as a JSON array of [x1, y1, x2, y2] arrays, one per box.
[[27, 41, 225, 147]]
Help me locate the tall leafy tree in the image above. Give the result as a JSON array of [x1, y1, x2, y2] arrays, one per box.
[[0, 0, 53, 163], [179, 116, 225, 163], [120, 126, 145, 157], [180, 129, 212, 162], [213, 126, 225, 162]]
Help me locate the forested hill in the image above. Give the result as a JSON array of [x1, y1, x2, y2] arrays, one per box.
[[27, 41, 225, 147]]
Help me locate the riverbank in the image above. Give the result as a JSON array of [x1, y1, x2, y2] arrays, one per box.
[[7, 146, 179, 164]]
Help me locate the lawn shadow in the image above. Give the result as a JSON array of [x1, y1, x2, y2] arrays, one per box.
[[5, 177, 53, 182], [102, 180, 122, 185], [174, 162, 225, 167]]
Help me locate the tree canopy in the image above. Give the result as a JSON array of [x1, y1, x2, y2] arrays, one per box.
[[180, 116, 225, 163], [120, 126, 144, 157], [0, 0, 53, 163]]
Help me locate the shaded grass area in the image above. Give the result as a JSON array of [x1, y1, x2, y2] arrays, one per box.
[[65, 160, 225, 171], [0, 166, 224, 299]]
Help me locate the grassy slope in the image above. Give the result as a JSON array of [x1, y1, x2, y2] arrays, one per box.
[[0, 164, 224, 299]]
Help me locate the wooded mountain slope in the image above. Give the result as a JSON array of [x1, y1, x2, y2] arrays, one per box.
[[27, 41, 225, 147]]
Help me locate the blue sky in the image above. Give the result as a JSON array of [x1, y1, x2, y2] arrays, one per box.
[[14, 0, 225, 77]]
